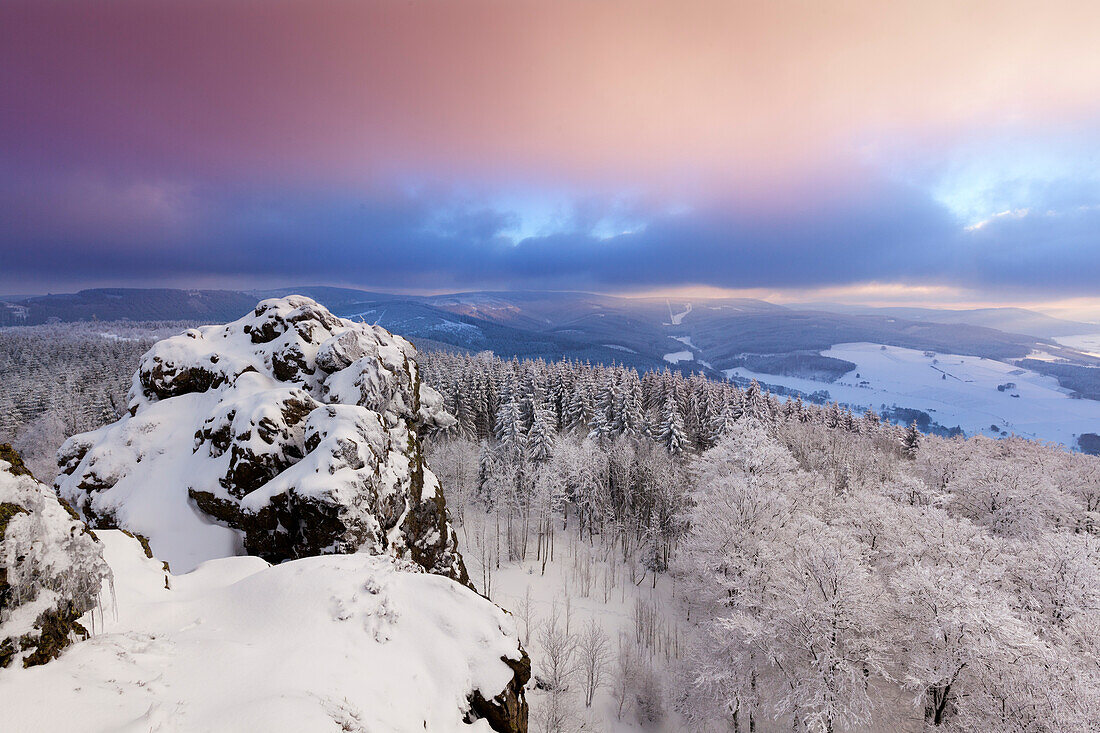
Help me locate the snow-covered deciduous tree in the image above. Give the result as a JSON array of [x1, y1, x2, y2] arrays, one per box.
[[577, 619, 609, 708], [536, 600, 578, 733], [612, 635, 640, 722]]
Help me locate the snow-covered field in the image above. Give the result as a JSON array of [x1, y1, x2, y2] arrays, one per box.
[[1055, 333, 1100, 358], [0, 531, 524, 732], [427, 319, 483, 338], [725, 342, 1100, 447], [662, 350, 693, 364], [665, 301, 691, 326]]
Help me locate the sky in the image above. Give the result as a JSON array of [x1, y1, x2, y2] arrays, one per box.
[[2, 0, 1100, 319]]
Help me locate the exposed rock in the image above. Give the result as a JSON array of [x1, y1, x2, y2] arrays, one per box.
[[0, 444, 33, 479], [0, 445, 109, 668], [467, 650, 532, 733]]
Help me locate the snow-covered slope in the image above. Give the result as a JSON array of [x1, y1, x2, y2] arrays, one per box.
[[1055, 334, 1100, 358], [725, 342, 1100, 446], [54, 296, 465, 579], [0, 530, 529, 732]]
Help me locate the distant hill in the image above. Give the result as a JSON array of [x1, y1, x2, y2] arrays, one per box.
[[248, 286, 401, 310], [795, 303, 1100, 339], [0, 288, 258, 326], [6, 287, 1098, 380]]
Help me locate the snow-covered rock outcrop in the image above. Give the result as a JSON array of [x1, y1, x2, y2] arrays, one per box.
[[42, 298, 530, 731], [55, 296, 466, 581], [0, 530, 530, 732], [0, 445, 108, 668]]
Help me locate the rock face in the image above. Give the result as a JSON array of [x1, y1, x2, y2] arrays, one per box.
[[468, 651, 532, 733], [0, 445, 109, 668], [56, 296, 467, 583]]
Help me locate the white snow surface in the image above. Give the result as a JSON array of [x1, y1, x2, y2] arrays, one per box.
[[665, 301, 692, 325], [0, 531, 523, 732], [724, 342, 1100, 447], [56, 387, 250, 572], [662, 350, 694, 364], [1055, 333, 1100, 358]]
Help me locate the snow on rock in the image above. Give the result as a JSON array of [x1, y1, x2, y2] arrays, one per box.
[[0, 530, 530, 732], [0, 445, 109, 669], [55, 296, 465, 582]]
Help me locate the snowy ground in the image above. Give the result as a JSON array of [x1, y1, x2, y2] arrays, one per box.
[[0, 531, 525, 732], [665, 301, 692, 326], [456, 513, 687, 732], [724, 342, 1100, 447], [1055, 333, 1100, 358], [662, 350, 693, 365]]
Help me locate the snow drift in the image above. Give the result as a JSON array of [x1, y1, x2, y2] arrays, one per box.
[[0, 530, 530, 732]]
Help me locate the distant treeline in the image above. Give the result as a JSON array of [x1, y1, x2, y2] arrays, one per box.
[[1017, 358, 1100, 401]]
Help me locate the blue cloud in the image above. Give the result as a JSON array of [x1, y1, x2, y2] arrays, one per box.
[[2, 166, 1098, 296]]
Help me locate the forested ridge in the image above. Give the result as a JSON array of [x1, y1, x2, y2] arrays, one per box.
[[421, 349, 1100, 731]]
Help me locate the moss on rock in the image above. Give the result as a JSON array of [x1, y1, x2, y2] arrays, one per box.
[[0, 443, 34, 480]]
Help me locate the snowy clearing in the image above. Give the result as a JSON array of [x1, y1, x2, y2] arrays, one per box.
[[665, 301, 692, 325], [724, 342, 1100, 447], [662, 350, 694, 364], [1055, 333, 1100, 358], [672, 335, 694, 348], [428, 319, 483, 337]]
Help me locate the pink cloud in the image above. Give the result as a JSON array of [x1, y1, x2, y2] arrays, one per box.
[[3, 0, 1100, 192]]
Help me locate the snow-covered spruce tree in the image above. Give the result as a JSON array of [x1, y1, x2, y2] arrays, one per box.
[[657, 394, 688, 455], [495, 384, 527, 458], [526, 403, 556, 464], [0, 445, 108, 668], [564, 377, 594, 433], [902, 419, 921, 458]]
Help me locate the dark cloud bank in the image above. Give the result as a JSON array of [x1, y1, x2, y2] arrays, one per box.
[[3, 171, 1099, 297]]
